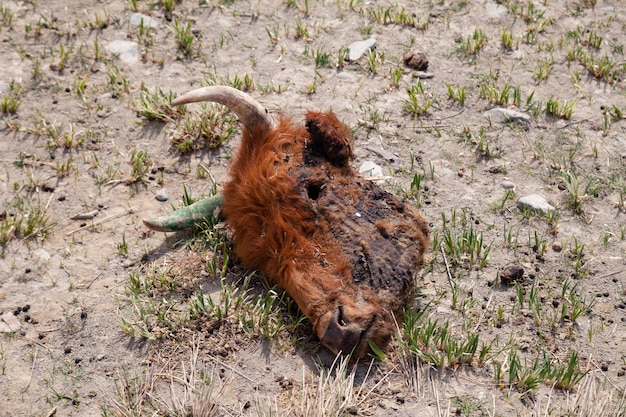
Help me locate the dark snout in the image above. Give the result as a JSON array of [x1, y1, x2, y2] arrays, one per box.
[[319, 306, 373, 357]]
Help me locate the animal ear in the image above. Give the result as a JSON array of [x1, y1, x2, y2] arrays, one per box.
[[305, 111, 354, 167]]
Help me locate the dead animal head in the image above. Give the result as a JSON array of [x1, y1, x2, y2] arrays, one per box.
[[159, 86, 429, 358]]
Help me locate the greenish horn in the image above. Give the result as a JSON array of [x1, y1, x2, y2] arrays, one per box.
[[143, 194, 224, 232]]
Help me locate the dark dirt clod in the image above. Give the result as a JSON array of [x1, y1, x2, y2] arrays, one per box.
[[499, 265, 524, 286], [403, 52, 429, 71]]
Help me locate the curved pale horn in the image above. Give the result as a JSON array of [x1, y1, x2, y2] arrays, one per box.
[[171, 85, 275, 133]]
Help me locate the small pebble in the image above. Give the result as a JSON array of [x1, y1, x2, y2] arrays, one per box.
[[64, 346, 72, 354], [501, 180, 515, 190], [155, 188, 169, 202]]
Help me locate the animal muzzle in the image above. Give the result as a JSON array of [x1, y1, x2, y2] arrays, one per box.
[[318, 306, 376, 357]]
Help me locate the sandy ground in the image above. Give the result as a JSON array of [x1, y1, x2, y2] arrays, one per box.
[[1, 0, 625, 416]]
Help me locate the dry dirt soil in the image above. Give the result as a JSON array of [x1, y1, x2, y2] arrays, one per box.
[[1, 0, 626, 416]]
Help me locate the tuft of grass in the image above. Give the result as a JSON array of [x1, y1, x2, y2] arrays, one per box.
[[533, 56, 554, 81], [127, 147, 151, 184], [135, 84, 182, 123], [0, 191, 56, 249], [171, 103, 237, 152], [457, 28, 487, 59], [403, 81, 432, 118], [172, 19, 199, 59], [446, 83, 466, 105], [402, 306, 482, 369], [545, 96, 576, 119], [439, 218, 492, 270], [365, 49, 384, 74], [1, 81, 22, 114], [0, 5, 14, 29], [313, 47, 333, 68], [501, 29, 515, 50]]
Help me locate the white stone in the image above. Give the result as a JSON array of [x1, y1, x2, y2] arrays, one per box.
[[517, 194, 556, 215], [129, 13, 159, 28], [486, 2, 508, 18], [217, 18, 231, 28], [33, 248, 51, 262], [106, 40, 139, 65], [359, 161, 383, 178], [484, 108, 531, 125], [346, 38, 376, 62]]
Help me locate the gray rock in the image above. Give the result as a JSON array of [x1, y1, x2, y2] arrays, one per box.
[[106, 40, 139, 65], [501, 180, 515, 190], [217, 18, 232, 28], [412, 71, 434, 79], [129, 13, 159, 28], [155, 188, 169, 202], [336, 72, 356, 82], [346, 38, 376, 62], [484, 108, 531, 128], [517, 194, 556, 215], [33, 248, 51, 262], [486, 2, 508, 18]]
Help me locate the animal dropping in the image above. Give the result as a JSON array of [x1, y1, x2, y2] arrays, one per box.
[[144, 86, 429, 358]]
